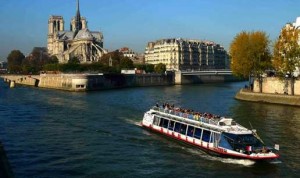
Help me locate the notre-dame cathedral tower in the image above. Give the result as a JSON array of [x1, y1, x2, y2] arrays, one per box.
[[47, 0, 107, 63]]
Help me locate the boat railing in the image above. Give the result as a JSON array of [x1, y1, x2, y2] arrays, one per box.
[[152, 106, 220, 126]]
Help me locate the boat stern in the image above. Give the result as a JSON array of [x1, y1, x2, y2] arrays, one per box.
[[142, 111, 154, 127]]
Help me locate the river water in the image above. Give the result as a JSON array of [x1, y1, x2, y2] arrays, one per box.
[[0, 80, 299, 177]]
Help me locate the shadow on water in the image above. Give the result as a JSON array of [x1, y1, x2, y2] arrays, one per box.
[[0, 142, 14, 178], [229, 100, 300, 176]]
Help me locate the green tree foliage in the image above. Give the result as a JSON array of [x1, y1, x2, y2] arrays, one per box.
[[68, 56, 80, 64], [120, 57, 134, 69], [134, 64, 154, 73], [7, 50, 25, 73], [20, 48, 56, 74], [154, 63, 166, 74], [229, 31, 271, 91], [272, 25, 300, 95], [99, 51, 135, 72], [100, 51, 121, 66]]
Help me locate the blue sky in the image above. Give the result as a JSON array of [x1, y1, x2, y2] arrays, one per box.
[[0, 0, 300, 60]]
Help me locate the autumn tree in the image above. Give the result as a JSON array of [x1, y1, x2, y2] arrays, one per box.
[[272, 25, 300, 95], [7, 50, 25, 73], [229, 31, 271, 92]]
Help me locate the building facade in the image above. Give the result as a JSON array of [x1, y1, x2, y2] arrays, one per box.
[[47, 0, 107, 63], [118, 47, 137, 58], [0, 61, 7, 74], [0, 61, 7, 69], [118, 47, 145, 64], [145, 38, 228, 71]]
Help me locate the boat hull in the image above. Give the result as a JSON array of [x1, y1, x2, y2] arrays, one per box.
[[142, 123, 279, 161]]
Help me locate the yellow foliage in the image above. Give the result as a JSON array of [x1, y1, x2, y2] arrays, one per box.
[[229, 31, 271, 78], [272, 26, 300, 76]]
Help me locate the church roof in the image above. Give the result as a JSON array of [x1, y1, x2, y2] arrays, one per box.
[[57, 31, 75, 40], [74, 29, 93, 40], [90, 31, 103, 40], [56, 29, 103, 41]]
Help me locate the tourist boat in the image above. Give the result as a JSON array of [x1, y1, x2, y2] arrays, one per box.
[[142, 106, 280, 161]]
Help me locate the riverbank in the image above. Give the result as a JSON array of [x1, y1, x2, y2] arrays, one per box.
[[1, 73, 174, 91], [0, 72, 240, 92], [235, 88, 300, 106]]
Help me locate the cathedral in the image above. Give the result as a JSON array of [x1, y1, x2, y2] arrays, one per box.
[[47, 0, 107, 63]]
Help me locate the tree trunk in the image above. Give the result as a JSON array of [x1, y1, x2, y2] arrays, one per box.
[[248, 73, 251, 90], [259, 76, 263, 93], [291, 77, 295, 95]]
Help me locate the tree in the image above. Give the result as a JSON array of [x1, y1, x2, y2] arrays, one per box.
[[47, 55, 59, 64], [154, 63, 166, 74], [7, 50, 25, 73], [120, 57, 134, 69], [272, 25, 300, 95], [68, 56, 80, 64], [229, 31, 271, 92]]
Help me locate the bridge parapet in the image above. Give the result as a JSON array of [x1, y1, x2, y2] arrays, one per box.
[[180, 70, 232, 76], [175, 70, 237, 84]]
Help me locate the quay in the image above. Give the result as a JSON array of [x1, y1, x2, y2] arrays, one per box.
[[235, 89, 300, 106], [0, 70, 240, 92], [0, 73, 174, 91], [236, 77, 300, 106]]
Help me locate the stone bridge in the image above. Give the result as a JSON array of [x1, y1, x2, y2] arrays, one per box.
[[175, 70, 238, 84]]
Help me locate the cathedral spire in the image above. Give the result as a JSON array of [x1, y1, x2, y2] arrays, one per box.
[[75, 0, 82, 31]]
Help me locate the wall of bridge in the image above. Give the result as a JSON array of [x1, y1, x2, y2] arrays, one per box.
[[175, 71, 240, 85]]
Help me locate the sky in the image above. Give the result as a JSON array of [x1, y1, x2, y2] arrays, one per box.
[[0, 0, 300, 61]]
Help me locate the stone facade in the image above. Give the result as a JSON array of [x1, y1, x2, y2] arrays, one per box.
[[145, 38, 228, 71], [47, 0, 107, 63], [253, 77, 300, 95], [119, 47, 137, 58]]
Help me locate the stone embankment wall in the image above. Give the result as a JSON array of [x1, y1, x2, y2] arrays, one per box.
[[1, 73, 174, 91], [235, 89, 300, 106], [2, 75, 40, 87], [253, 77, 300, 95]]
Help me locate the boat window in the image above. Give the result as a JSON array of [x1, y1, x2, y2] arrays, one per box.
[[168, 120, 175, 130], [153, 116, 160, 126], [187, 126, 195, 137], [222, 133, 263, 151], [174, 122, 181, 133], [159, 118, 164, 127], [202, 130, 211, 142], [162, 118, 169, 128], [194, 128, 202, 139], [180, 124, 187, 135]]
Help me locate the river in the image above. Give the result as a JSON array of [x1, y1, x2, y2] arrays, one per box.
[[0, 80, 299, 177]]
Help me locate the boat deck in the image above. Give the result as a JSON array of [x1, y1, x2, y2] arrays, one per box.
[[151, 106, 251, 134]]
